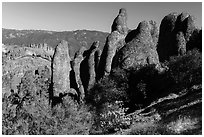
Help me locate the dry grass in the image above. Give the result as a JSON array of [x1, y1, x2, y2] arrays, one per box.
[[166, 116, 199, 134]]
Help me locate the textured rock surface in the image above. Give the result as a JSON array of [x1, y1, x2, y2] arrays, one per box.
[[157, 12, 196, 62], [176, 31, 186, 55], [52, 40, 71, 96], [111, 8, 128, 34], [87, 41, 100, 90], [116, 21, 160, 71], [98, 8, 128, 78], [72, 46, 87, 100]]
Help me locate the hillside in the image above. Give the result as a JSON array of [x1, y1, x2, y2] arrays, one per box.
[[2, 28, 109, 57]]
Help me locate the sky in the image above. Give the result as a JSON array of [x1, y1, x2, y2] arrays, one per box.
[[2, 2, 202, 32]]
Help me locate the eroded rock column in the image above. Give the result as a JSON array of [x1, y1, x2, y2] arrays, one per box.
[[52, 40, 71, 96]]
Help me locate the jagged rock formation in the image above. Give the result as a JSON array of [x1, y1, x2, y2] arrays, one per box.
[[78, 41, 101, 93], [52, 40, 71, 97], [111, 8, 128, 34], [70, 41, 101, 101], [157, 12, 197, 62], [98, 8, 128, 78], [87, 41, 100, 90], [72, 46, 87, 101], [114, 21, 160, 71]]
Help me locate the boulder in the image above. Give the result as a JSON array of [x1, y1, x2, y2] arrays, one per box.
[[52, 40, 71, 96]]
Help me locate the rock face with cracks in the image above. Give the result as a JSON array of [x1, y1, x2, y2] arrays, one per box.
[[111, 8, 128, 34], [115, 21, 160, 71], [87, 41, 100, 90], [52, 40, 71, 97], [98, 8, 128, 78], [72, 46, 87, 100], [176, 31, 186, 56]]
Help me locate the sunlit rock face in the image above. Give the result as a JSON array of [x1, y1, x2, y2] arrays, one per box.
[[98, 8, 128, 78], [115, 20, 160, 71], [52, 40, 71, 96]]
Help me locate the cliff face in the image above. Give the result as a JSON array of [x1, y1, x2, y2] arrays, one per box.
[[114, 21, 160, 71], [157, 12, 200, 62]]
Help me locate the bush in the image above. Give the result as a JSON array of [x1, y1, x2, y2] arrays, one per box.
[[85, 75, 129, 109], [125, 49, 202, 109], [166, 49, 202, 92], [2, 68, 92, 135], [86, 70, 130, 134], [2, 95, 92, 135], [90, 101, 131, 134]]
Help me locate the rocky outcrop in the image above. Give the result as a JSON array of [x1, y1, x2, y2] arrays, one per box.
[[98, 8, 128, 78], [111, 8, 128, 34], [157, 12, 197, 62], [72, 46, 87, 101], [78, 41, 101, 93], [87, 41, 100, 90], [115, 21, 160, 71], [52, 40, 71, 97]]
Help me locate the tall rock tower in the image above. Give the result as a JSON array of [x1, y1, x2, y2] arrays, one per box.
[[98, 8, 128, 78], [52, 40, 71, 96]]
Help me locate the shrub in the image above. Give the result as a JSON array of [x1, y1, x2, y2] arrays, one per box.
[[90, 101, 131, 134], [166, 49, 202, 91], [86, 70, 130, 134], [2, 68, 92, 135], [2, 95, 92, 135], [85, 75, 129, 109], [166, 115, 199, 134]]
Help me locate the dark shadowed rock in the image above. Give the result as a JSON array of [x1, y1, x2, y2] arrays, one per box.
[[72, 46, 87, 100], [174, 12, 196, 41], [157, 12, 179, 62], [52, 40, 71, 96], [187, 28, 202, 52], [115, 21, 160, 71], [157, 12, 196, 62]]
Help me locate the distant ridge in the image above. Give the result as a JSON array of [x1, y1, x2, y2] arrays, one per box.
[[2, 28, 109, 57]]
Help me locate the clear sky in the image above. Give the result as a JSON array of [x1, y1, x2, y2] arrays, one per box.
[[2, 2, 202, 32]]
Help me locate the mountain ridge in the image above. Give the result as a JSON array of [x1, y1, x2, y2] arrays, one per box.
[[2, 28, 109, 57]]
